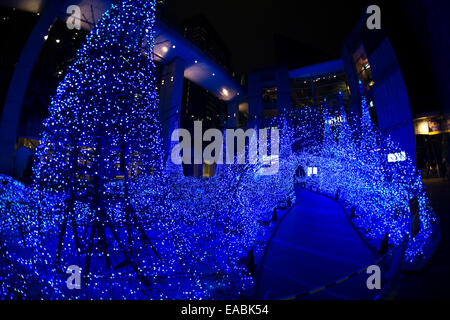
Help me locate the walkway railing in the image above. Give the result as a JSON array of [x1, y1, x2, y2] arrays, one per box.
[[261, 184, 410, 300], [276, 237, 409, 300]]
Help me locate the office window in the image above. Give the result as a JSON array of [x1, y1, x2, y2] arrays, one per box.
[[262, 87, 277, 104], [353, 45, 374, 90]]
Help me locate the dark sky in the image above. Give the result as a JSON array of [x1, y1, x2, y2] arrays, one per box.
[[160, 0, 369, 73]]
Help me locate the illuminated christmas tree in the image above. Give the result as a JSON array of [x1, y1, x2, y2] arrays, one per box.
[[31, 0, 164, 291], [336, 92, 353, 153], [321, 99, 337, 158], [358, 80, 378, 151]]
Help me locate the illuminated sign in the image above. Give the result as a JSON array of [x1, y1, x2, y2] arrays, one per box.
[[388, 152, 406, 163], [327, 116, 344, 125], [414, 117, 450, 135], [307, 167, 318, 176], [415, 120, 429, 135], [428, 120, 441, 133]]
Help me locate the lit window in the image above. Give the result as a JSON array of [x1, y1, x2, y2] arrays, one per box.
[[415, 120, 429, 135], [327, 116, 344, 125]]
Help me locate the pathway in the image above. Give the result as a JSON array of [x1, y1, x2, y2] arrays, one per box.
[[255, 187, 377, 299]]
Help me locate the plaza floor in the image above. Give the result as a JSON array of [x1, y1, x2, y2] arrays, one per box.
[[396, 178, 450, 299], [255, 187, 378, 300]]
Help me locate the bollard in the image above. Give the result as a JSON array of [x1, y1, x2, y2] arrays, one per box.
[[264, 291, 273, 300], [378, 233, 390, 256], [350, 206, 356, 219], [245, 247, 256, 276], [376, 238, 409, 300], [335, 189, 339, 201], [272, 208, 278, 222]]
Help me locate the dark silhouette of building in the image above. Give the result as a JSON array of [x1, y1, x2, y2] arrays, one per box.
[[179, 14, 234, 177], [182, 14, 231, 72], [342, 0, 450, 170]]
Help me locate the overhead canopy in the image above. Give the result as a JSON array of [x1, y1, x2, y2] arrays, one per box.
[[289, 59, 345, 79], [2, 0, 245, 102], [153, 19, 244, 102]]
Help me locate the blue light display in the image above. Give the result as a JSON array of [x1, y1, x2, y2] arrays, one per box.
[[276, 85, 437, 264], [0, 0, 295, 299], [0, 2, 437, 300]]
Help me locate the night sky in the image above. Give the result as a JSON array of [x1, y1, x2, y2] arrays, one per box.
[[159, 0, 369, 73]]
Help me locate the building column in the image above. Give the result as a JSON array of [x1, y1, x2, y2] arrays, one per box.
[[0, 0, 69, 175], [369, 39, 416, 164], [226, 100, 239, 129], [341, 45, 361, 116], [159, 58, 185, 174], [247, 72, 263, 129], [276, 66, 292, 113]]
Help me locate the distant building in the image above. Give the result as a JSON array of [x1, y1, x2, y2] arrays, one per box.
[[182, 14, 231, 73], [247, 60, 350, 129], [0, 3, 244, 179], [180, 15, 234, 178], [342, 0, 450, 171], [342, 6, 416, 165], [2, 0, 449, 179]]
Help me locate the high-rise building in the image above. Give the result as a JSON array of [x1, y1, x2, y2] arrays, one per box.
[[182, 14, 231, 72], [341, 0, 450, 170], [247, 60, 351, 130], [179, 14, 234, 178]]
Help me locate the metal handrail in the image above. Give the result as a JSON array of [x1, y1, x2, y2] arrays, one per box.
[[277, 239, 408, 300]]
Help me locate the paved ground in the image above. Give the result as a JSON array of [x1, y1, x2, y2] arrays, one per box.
[[396, 178, 450, 299], [255, 187, 377, 300]]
